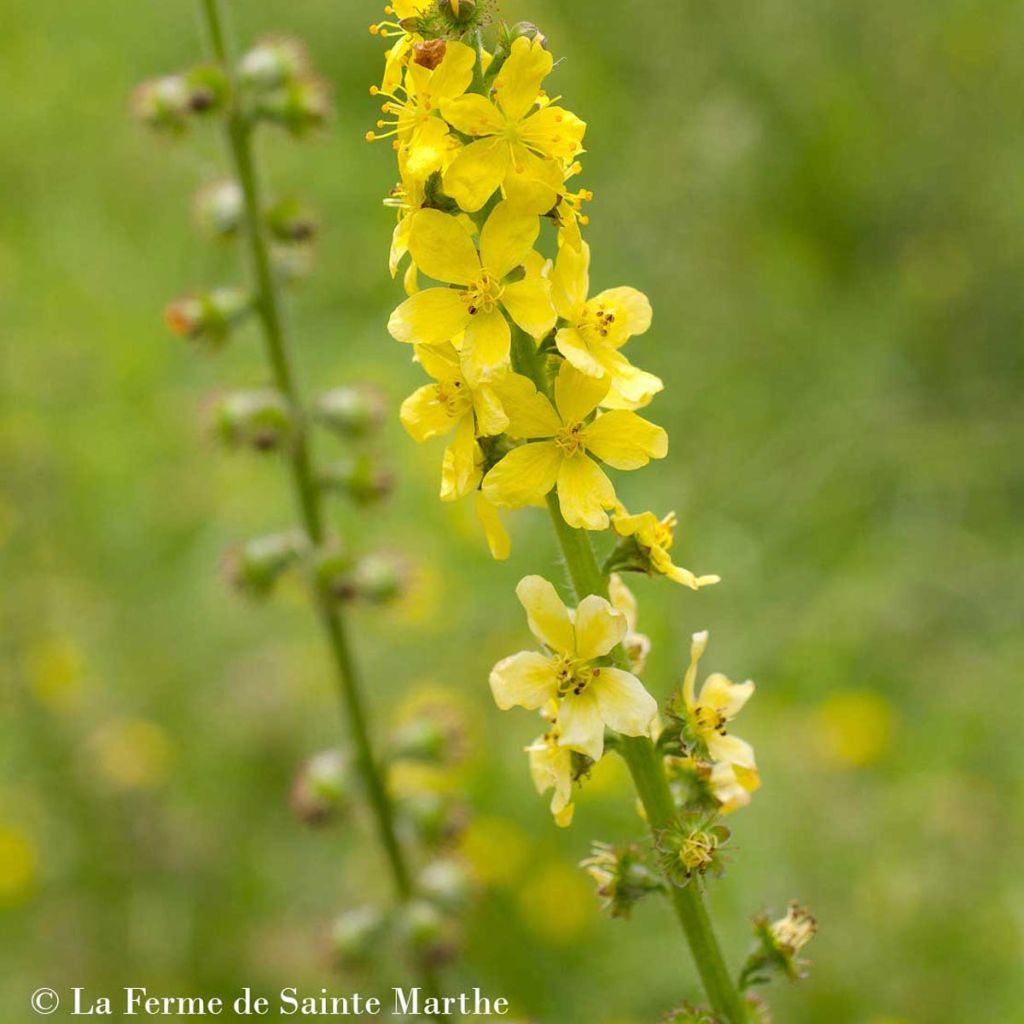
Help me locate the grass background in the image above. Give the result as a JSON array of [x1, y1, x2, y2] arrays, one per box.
[[1, 1, 1022, 1021]]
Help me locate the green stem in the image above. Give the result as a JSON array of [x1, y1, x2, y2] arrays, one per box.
[[196, 0, 410, 901], [511, 322, 744, 1020]]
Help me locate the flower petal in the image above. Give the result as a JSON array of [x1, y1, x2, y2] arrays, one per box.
[[556, 453, 616, 531], [472, 383, 510, 437], [551, 240, 590, 321], [461, 309, 512, 381], [415, 341, 461, 382], [440, 93, 505, 136], [593, 667, 658, 739], [515, 574, 575, 653], [503, 146, 563, 215], [493, 37, 553, 123], [707, 733, 758, 772], [555, 326, 606, 378], [428, 40, 476, 100], [440, 413, 480, 500], [699, 673, 755, 720], [573, 595, 627, 660], [399, 383, 457, 442], [554, 360, 611, 424], [408, 209, 480, 286], [502, 271, 556, 339], [388, 287, 471, 345], [475, 491, 510, 560], [588, 287, 652, 346], [584, 410, 668, 469], [494, 373, 561, 438], [519, 105, 587, 162], [557, 688, 605, 761], [480, 200, 540, 280], [483, 441, 562, 508], [597, 350, 664, 409], [441, 136, 509, 213], [489, 650, 558, 710]]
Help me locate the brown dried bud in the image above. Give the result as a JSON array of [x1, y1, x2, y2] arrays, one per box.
[[413, 40, 447, 70]]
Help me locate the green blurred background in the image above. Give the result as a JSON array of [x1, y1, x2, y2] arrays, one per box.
[[2, 1, 1022, 1021]]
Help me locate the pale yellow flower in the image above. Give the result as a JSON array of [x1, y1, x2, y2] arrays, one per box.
[[440, 37, 586, 213], [387, 203, 555, 381], [526, 704, 575, 827], [680, 631, 759, 788], [612, 508, 720, 589], [608, 573, 651, 674], [483, 362, 667, 530], [551, 241, 662, 409], [490, 576, 657, 761]]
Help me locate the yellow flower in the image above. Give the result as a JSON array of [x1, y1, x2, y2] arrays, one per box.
[[474, 490, 511, 560], [680, 631, 759, 788], [526, 704, 575, 827], [387, 203, 555, 381], [0, 823, 37, 905], [482, 361, 668, 530], [400, 342, 509, 499], [440, 37, 586, 213], [612, 508, 721, 589], [490, 575, 658, 760], [551, 240, 662, 409], [368, 40, 475, 176]]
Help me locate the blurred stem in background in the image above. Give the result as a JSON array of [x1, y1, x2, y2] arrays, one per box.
[[195, 0, 411, 903]]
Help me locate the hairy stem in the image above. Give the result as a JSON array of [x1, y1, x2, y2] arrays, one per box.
[[196, 0, 410, 900]]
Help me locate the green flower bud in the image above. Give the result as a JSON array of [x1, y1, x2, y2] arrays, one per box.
[[290, 749, 352, 826], [183, 63, 230, 115], [193, 179, 244, 240], [253, 77, 330, 137], [655, 814, 731, 888], [271, 243, 316, 284], [163, 286, 251, 348], [238, 36, 308, 92], [313, 383, 387, 440], [348, 551, 408, 605], [739, 902, 818, 989], [266, 196, 320, 244], [580, 841, 664, 919], [222, 530, 305, 598], [397, 790, 467, 848], [659, 1004, 719, 1024], [319, 454, 395, 507], [328, 905, 388, 969], [209, 389, 293, 453], [314, 545, 356, 599], [132, 75, 191, 134]]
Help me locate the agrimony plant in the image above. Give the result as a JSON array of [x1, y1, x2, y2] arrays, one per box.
[[134, 0, 474, 998], [366, 3, 816, 1020]]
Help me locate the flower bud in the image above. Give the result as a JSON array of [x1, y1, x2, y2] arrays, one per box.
[[193, 179, 244, 239], [183, 64, 230, 115], [348, 551, 408, 605], [655, 815, 731, 888], [659, 1005, 718, 1024], [163, 287, 252, 348], [238, 37, 309, 91], [313, 383, 387, 440], [739, 902, 818, 988], [328, 905, 388, 969], [266, 196, 320, 244], [290, 749, 352, 826], [271, 243, 316, 284], [319, 455, 395, 507], [222, 530, 305, 598], [417, 858, 471, 912], [412, 40, 447, 71], [397, 899, 457, 968], [209, 389, 294, 452], [132, 75, 191, 134], [253, 77, 330, 137], [314, 545, 355, 599], [580, 841, 663, 919], [398, 790, 467, 848]]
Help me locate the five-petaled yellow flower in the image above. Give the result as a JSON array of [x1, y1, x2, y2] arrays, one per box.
[[612, 508, 721, 590], [551, 240, 662, 409], [680, 631, 760, 792], [400, 342, 510, 500], [441, 37, 586, 214], [483, 362, 668, 530], [387, 203, 555, 381], [490, 575, 658, 761]]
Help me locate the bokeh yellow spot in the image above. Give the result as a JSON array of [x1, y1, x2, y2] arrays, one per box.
[[26, 637, 84, 713], [0, 824, 37, 905], [517, 859, 593, 944], [813, 690, 894, 767], [585, 748, 632, 797], [89, 718, 174, 791], [393, 559, 444, 628], [458, 816, 529, 886]]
